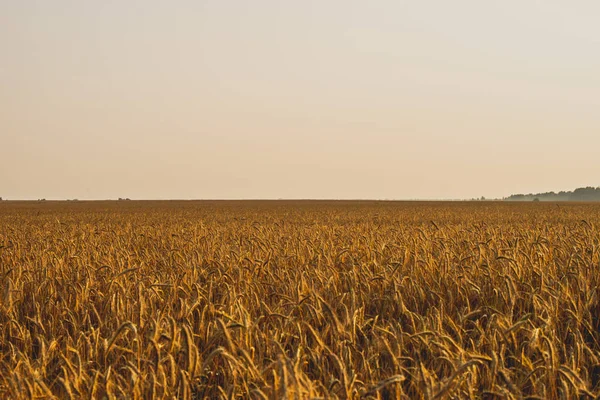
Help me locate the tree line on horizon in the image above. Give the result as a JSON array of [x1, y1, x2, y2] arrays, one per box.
[[505, 186, 600, 201]]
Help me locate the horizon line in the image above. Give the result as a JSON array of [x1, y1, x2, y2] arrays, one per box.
[[1, 197, 500, 202]]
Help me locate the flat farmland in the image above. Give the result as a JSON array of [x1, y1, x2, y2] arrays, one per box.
[[1, 200, 599, 399]]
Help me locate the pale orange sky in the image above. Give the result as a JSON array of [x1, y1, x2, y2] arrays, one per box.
[[1, 1, 599, 200]]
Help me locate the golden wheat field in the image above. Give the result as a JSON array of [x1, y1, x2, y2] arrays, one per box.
[[1, 200, 599, 399]]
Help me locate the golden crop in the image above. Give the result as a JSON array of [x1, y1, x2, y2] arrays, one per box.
[[1, 200, 599, 399]]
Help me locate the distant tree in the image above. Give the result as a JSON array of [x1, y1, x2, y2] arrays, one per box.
[[533, 198, 540, 202], [0, 197, 3, 201], [506, 186, 600, 202], [570, 187, 600, 201]]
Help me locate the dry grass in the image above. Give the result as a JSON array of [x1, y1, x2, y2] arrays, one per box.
[[1, 200, 599, 399]]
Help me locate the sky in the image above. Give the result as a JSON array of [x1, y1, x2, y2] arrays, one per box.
[[1, 1, 599, 200]]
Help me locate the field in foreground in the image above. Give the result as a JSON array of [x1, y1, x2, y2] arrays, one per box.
[[1, 200, 599, 399]]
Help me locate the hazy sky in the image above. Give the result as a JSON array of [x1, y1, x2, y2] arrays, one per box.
[[2, 1, 599, 200]]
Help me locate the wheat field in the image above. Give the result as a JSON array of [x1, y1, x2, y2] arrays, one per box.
[[0, 200, 599, 399]]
